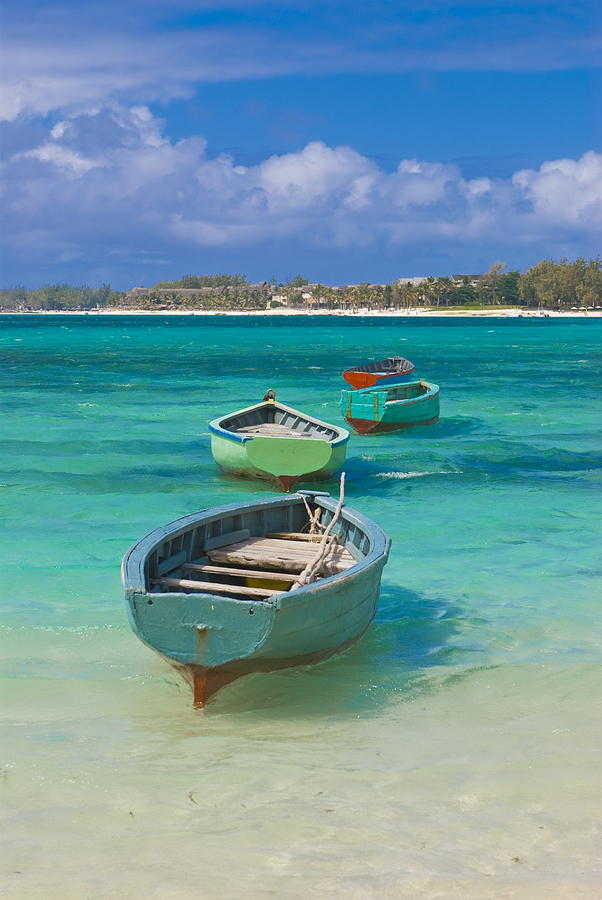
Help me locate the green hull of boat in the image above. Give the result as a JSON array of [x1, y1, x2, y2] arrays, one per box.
[[211, 432, 347, 488], [209, 398, 349, 490]]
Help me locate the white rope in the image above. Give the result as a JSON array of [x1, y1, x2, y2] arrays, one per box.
[[300, 493, 324, 534], [291, 473, 345, 590]]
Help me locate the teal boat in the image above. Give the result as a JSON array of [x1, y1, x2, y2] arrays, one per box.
[[209, 391, 349, 491], [341, 379, 440, 434], [122, 491, 390, 706]]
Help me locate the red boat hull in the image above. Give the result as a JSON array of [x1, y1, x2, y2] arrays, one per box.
[[344, 414, 439, 435], [343, 368, 415, 390]]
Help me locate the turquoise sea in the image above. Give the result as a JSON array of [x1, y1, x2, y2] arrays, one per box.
[[1, 314, 601, 899]]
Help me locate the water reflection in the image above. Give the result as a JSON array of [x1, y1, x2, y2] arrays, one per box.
[[137, 584, 468, 725]]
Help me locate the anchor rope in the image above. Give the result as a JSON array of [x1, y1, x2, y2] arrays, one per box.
[[300, 493, 324, 534], [291, 472, 345, 590]]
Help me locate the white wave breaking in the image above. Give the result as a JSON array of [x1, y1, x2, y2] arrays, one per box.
[[376, 470, 459, 479]]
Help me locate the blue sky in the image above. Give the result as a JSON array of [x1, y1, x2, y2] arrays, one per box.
[[1, 0, 600, 287]]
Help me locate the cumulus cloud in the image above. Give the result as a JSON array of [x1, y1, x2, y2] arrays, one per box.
[[512, 152, 602, 227], [3, 105, 600, 275]]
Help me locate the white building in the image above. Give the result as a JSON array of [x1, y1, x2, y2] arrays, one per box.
[[397, 276, 429, 286]]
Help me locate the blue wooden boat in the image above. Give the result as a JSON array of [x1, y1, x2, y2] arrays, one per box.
[[341, 379, 440, 434], [122, 490, 390, 707]]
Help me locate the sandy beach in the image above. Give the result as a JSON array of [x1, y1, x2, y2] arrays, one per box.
[[3, 307, 600, 317]]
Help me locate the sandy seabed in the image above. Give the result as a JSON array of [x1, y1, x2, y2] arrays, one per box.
[[2, 312, 601, 900]]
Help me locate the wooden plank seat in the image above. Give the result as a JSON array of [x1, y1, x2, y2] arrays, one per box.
[[207, 536, 356, 574], [182, 563, 298, 583], [236, 424, 329, 440], [267, 532, 327, 542], [153, 577, 282, 599]]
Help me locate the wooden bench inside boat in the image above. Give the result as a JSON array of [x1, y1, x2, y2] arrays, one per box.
[[152, 531, 357, 600], [207, 536, 355, 573], [236, 423, 330, 440]]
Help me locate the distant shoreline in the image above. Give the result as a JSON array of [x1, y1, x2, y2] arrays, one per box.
[[2, 307, 600, 318]]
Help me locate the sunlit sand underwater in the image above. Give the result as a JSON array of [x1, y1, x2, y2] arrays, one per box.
[[1, 314, 601, 899]]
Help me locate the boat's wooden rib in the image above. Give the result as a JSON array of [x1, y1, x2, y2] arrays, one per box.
[[153, 577, 282, 598], [203, 529, 250, 551], [156, 550, 188, 576], [181, 563, 298, 583]]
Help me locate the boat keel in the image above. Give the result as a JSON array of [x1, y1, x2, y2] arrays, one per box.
[[180, 664, 242, 708], [276, 475, 297, 492]]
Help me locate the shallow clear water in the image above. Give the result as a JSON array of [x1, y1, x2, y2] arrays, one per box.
[[1, 314, 601, 899]]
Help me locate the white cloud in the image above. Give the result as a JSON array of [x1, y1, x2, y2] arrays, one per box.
[[3, 105, 600, 271], [258, 143, 375, 211], [513, 151, 602, 226], [20, 143, 103, 176], [1, 2, 599, 121]]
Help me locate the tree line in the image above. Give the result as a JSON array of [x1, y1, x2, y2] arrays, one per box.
[[1, 258, 600, 311], [154, 273, 249, 289], [0, 283, 120, 311]]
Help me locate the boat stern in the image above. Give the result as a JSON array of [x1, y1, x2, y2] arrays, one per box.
[[340, 388, 387, 433], [127, 588, 275, 671], [211, 423, 348, 491]]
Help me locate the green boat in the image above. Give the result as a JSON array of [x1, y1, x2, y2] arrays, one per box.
[[341, 379, 440, 434], [122, 491, 391, 706], [209, 392, 349, 491]]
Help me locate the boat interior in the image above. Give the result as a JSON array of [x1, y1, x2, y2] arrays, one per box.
[[220, 402, 339, 441], [348, 356, 414, 375], [363, 380, 433, 402], [146, 499, 367, 603]]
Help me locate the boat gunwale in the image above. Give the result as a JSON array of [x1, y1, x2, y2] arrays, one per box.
[[208, 400, 350, 448], [346, 379, 439, 408], [122, 493, 390, 606], [343, 356, 415, 376]]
